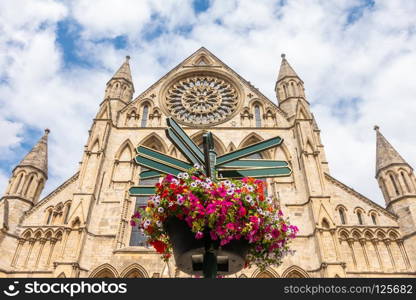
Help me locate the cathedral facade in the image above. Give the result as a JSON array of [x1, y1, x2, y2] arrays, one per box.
[[0, 48, 415, 278]]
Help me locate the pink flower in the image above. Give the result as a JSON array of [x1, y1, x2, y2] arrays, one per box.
[[226, 223, 235, 230], [271, 229, 280, 238], [289, 225, 299, 233], [238, 206, 246, 217], [281, 223, 288, 232], [195, 232, 204, 239], [210, 231, 218, 240], [130, 220, 136, 227], [278, 210, 283, 217]]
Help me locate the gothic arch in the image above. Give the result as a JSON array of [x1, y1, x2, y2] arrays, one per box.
[[273, 141, 292, 161], [387, 229, 400, 239], [296, 102, 311, 119], [321, 218, 330, 229], [120, 263, 149, 278], [89, 264, 119, 278], [363, 230, 374, 239], [22, 230, 33, 239], [139, 99, 154, 110], [139, 133, 168, 153], [115, 140, 134, 161], [252, 268, 279, 278], [89, 137, 100, 152], [338, 229, 349, 239], [351, 228, 362, 237], [227, 142, 236, 152], [282, 266, 309, 278], [375, 229, 387, 239], [12, 170, 26, 194], [238, 133, 272, 159]]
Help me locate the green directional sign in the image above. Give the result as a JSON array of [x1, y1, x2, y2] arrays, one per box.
[[215, 137, 283, 165], [218, 167, 292, 179], [129, 186, 156, 196], [166, 128, 204, 168], [136, 146, 192, 170], [217, 159, 288, 169], [139, 170, 162, 179], [130, 117, 292, 198], [135, 155, 187, 176], [166, 118, 205, 167]]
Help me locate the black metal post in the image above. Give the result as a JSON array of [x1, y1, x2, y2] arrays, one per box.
[[202, 237, 218, 278]]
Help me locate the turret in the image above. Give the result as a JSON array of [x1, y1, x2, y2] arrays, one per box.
[[0, 129, 49, 232], [101, 56, 135, 123], [275, 54, 307, 118], [375, 126, 416, 264]]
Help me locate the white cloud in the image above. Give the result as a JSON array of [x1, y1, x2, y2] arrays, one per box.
[[0, 0, 416, 207]]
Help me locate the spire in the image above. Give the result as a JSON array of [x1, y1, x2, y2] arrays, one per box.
[[375, 125, 409, 175], [110, 55, 133, 84], [277, 53, 301, 82], [17, 129, 49, 177]]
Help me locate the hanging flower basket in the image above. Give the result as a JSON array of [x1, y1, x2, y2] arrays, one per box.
[[131, 167, 298, 275]]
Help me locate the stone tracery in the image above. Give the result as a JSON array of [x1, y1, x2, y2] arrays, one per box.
[[165, 74, 239, 125]]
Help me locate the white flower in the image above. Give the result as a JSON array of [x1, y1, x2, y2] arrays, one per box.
[[154, 199, 160, 206], [245, 195, 253, 202], [158, 207, 164, 213], [154, 195, 160, 201], [177, 173, 183, 179], [156, 221, 162, 227], [183, 173, 189, 179], [205, 178, 212, 184], [230, 183, 236, 189], [143, 220, 151, 228], [265, 233, 272, 240], [168, 202, 174, 207], [172, 178, 179, 185], [194, 163, 201, 169], [190, 182, 197, 188], [247, 186, 254, 192], [224, 180, 231, 186], [257, 208, 263, 215], [227, 189, 234, 195], [177, 195, 185, 205]]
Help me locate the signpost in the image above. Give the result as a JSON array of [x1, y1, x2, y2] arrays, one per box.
[[129, 117, 292, 278]]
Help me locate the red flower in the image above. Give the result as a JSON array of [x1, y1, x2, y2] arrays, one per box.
[[150, 240, 167, 254]]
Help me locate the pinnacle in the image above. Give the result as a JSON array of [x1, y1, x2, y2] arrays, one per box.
[[110, 56, 133, 84], [17, 129, 49, 178], [375, 127, 409, 176], [277, 54, 301, 82]]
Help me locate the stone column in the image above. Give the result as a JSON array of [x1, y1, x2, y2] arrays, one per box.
[[11, 238, 25, 267]]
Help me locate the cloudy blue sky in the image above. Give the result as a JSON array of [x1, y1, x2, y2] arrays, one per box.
[[0, 0, 415, 206]]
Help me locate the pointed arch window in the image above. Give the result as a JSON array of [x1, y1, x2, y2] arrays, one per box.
[[389, 174, 400, 196], [357, 211, 363, 225], [401, 171, 411, 193], [64, 203, 71, 224], [371, 214, 377, 225], [46, 209, 53, 224], [339, 208, 346, 225], [141, 105, 149, 128], [13, 173, 24, 194], [254, 105, 261, 127], [23, 175, 34, 197]]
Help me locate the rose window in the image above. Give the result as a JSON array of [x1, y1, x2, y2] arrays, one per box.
[[165, 75, 239, 125]]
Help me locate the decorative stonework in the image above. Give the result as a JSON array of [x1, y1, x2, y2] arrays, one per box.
[[165, 74, 239, 126]]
